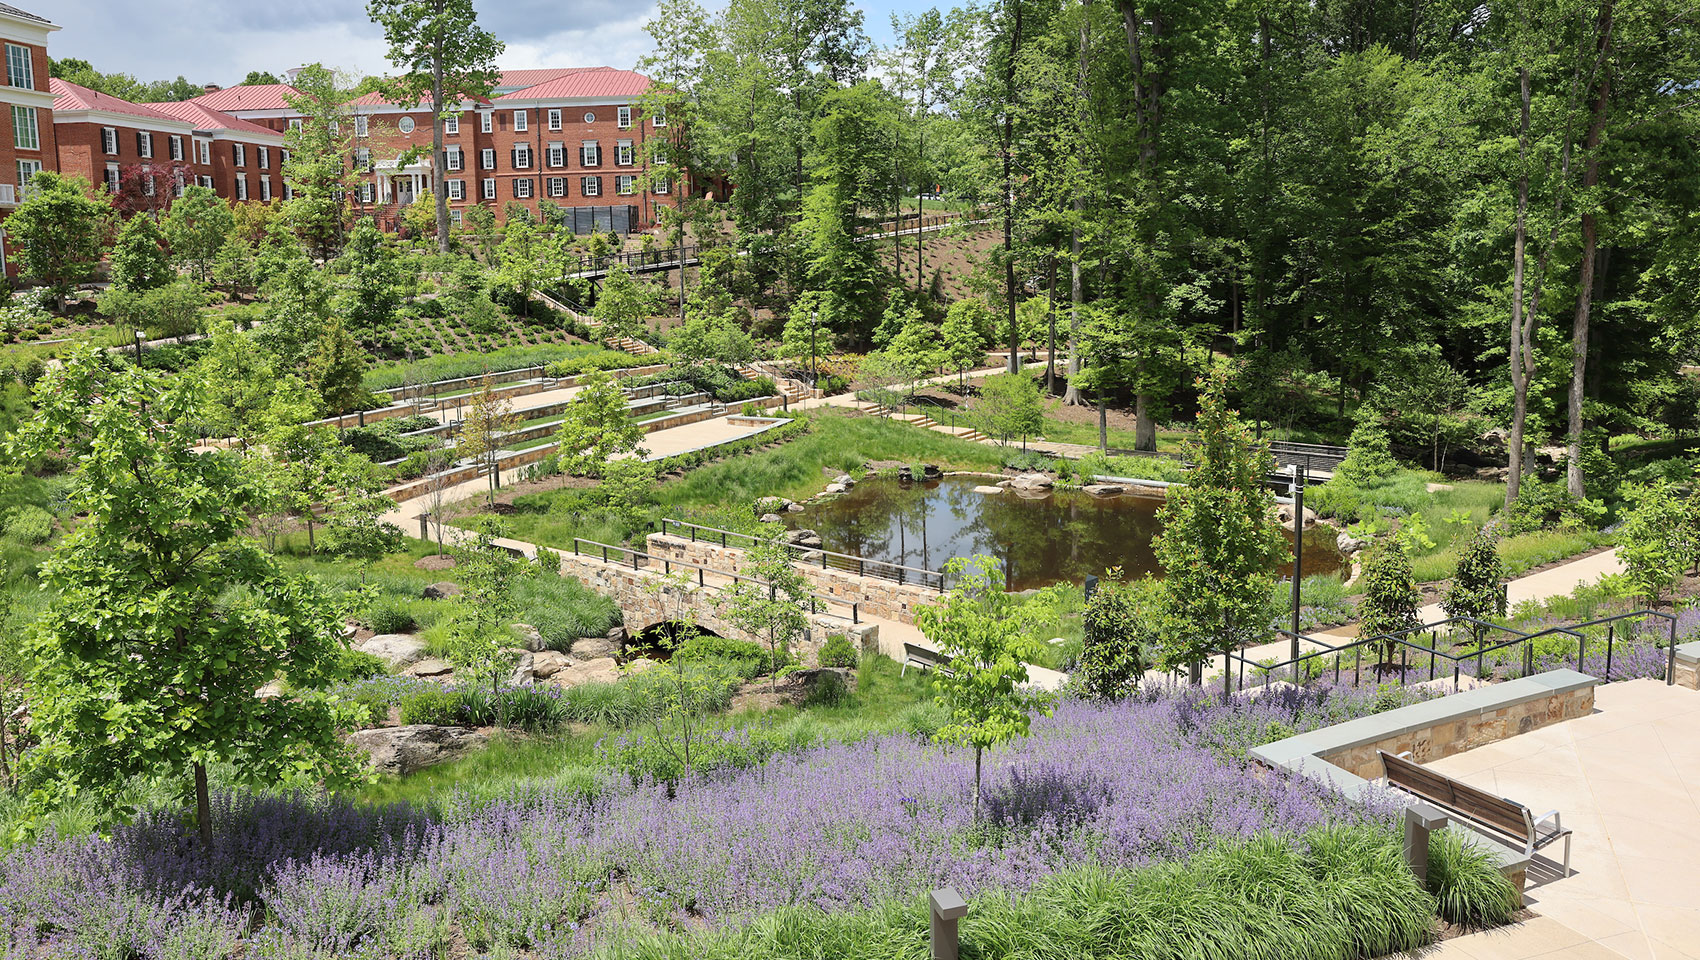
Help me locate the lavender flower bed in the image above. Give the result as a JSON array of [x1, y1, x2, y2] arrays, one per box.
[[0, 685, 1421, 958]]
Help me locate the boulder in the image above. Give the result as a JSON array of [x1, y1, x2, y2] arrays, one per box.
[[356, 634, 428, 669], [511, 623, 545, 652], [422, 581, 462, 600], [570, 636, 619, 660], [347, 725, 489, 776], [973, 485, 1006, 495], [759, 512, 784, 524], [1336, 532, 1368, 557], [625, 657, 662, 675], [897, 465, 914, 482], [1082, 483, 1125, 498], [823, 482, 848, 494], [922, 464, 943, 481], [406, 657, 455, 678], [787, 502, 805, 513], [785, 528, 823, 549], [530, 650, 573, 679], [832, 473, 856, 488], [755, 496, 796, 515], [509, 652, 535, 686], [1002, 472, 1054, 492], [546, 656, 622, 688], [1275, 503, 1318, 531]]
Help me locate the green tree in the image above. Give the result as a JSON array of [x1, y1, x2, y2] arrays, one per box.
[[1357, 536, 1422, 674], [211, 233, 258, 299], [593, 263, 662, 339], [940, 296, 994, 385], [368, 0, 505, 254], [1442, 524, 1509, 651], [243, 70, 283, 85], [969, 372, 1043, 446], [308, 319, 371, 416], [196, 322, 281, 445], [1150, 364, 1287, 684], [1618, 480, 1696, 608], [777, 299, 835, 381], [914, 554, 1055, 818], [554, 369, 645, 476], [1077, 567, 1154, 700], [492, 217, 544, 316], [7, 349, 366, 842], [109, 215, 173, 292], [335, 218, 403, 336], [460, 376, 520, 505], [5, 172, 109, 308], [165, 185, 234, 283], [282, 64, 359, 259], [714, 528, 811, 693]]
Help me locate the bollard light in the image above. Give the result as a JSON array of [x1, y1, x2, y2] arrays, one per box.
[[929, 888, 968, 960]]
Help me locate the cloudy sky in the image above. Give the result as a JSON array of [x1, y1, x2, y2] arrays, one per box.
[[41, 0, 907, 87]]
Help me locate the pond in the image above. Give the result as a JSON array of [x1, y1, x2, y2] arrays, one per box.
[[785, 476, 1344, 592]]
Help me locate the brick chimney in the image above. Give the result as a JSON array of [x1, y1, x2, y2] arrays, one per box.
[[204, 83, 221, 93]]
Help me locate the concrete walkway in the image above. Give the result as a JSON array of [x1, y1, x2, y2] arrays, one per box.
[[1419, 679, 1700, 960]]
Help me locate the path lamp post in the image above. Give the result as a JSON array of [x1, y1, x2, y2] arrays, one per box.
[[810, 308, 820, 387], [134, 328, 145, 364], [1287, 461, 1307, 662]]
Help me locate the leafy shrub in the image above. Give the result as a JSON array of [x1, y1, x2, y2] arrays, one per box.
[[675, 634, 771, 679], [366, 598, 418, 635], [897, 700, 947, 740], [1427, 829, 1521, 927], [817, 634, 857, 669], [802, 669, 849, 707], [4, 505, 54, 545], [514, 576, 621, 651], [336, 648, 391, 681], [1503, 478, 1602, 535], [396, 685, 460, 726]]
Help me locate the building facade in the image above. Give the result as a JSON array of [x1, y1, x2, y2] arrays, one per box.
[[0, 2, 58, 276], [194, 67, 681, 233]]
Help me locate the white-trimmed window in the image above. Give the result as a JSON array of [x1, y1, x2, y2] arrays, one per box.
[[280, 147, 290, 165], [169, 135, 183, 161], [4, 43, 32, 89], [289, 118, 303, 132], [615, 174, 635, 195], [10, 106, 36, 151], [233, 143, 246, 167], [284, 182, 294, 200], [447, 178, 464, 201], [617, 105, 631, 129], [513, 143, 531, 169], [356, 147, 371, 172], [261, 176, 272, 201], [481, 147, 495, 170], [236, 174, 248, 200], [142, 167, 155, 196], [101, 126, 118, 155], [580, 175, 601, 197], [355, 115, 369, 137], [548, 108, 561, 130], [583, 111, 595, 123], [514, 178, 533, 199], [16, 159, 40, 187], [513, 109, 527, 131], [444, 114, 459, 135], [445, 145, 463, 171], [580, 140, 599, 167], [328, 120, 339, 136], [137, 131, 153, 159], [481, 177, 496, 199], [259, 146, 270, 169], [652, 110, 666, 127], [479, 110, 492, 133], [196, 139, 210, 164], [398, 116, 415, 134], [547, 176, 566, 197], [616, 140, 633, 165], [173, 171, 185, 197], [198, 174, 213, 190], [449, 209, 462, 226], [653, 175, 670, 194], [104, 163, 120, 193], [547, 142, 564, 167]]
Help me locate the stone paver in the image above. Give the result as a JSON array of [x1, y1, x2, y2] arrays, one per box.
[[1420, 679, 1700, 960]]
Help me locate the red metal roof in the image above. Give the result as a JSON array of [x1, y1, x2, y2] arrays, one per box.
[[142, 100, 283, 139], [51, 79, 190, 125], [497, 68, 651, 101], [189, 83, 299, 112]]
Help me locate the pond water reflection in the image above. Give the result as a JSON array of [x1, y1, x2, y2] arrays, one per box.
[[785, 476, 1344, 592]]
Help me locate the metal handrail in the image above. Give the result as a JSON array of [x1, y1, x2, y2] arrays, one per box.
[[568, 536, 861, 624], [1228, 608, 1682, 695], [656, 518, 947, 591]]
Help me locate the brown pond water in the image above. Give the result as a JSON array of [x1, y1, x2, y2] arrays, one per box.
[[785, 476, 1344, 592]]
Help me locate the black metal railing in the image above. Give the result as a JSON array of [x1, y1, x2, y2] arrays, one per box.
[[656, 518, 948, 591], [1218, 609, 1682, 698]]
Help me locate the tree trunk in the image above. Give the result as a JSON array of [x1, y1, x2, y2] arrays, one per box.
[[1099, 395, 1108, 451], [1566, 1, 1614, 500], [1046, 255, 1058, 394], [194, 761, 212, 847], [305, 515, 315, 554], [916, 128, 926, 297], [1506, 67, 1534, 506], [1063, 0, 1092, 406], [1135, 387, 1156, 450], [432, 41, 451, 256], [972, 746, 983, 820], [1003, 0, 1023, 375]]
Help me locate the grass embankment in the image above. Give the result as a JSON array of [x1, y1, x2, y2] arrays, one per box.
[[1311, 470, 1611, 583], [496, 410, 1010, 549], [351, 653, 937, 808], [361, 342, 642, 392]]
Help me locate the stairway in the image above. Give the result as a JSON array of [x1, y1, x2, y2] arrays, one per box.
[[737, 363, 811, 403], [603, 334, 659, 357]]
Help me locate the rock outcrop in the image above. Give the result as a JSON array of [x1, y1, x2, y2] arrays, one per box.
[[347, 725, 488, 776]]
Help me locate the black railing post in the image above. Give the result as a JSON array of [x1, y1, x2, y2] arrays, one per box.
[[1669, 616, 1679, 686], [1578, 631, 1587, 674], [1605, 625, 1614, 680]]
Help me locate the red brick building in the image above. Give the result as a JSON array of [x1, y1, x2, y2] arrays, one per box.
[[194, 67, 683, 234], [0, 2, 58, 276]]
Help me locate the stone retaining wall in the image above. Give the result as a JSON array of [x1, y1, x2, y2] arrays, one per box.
[[644, 533, 940, 625], [1675, 641, 1700, 690]]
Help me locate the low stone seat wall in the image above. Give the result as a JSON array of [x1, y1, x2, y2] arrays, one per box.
[[1674, 640, 1700, 690]]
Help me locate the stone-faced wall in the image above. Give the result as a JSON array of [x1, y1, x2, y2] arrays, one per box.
[[1317, 682, 1597, 780], [643, 533, 941, 625], [1675, 641, 1700, 690]]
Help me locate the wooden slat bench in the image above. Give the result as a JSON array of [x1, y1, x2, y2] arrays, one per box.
[[1380, 750, 1572, 875], [901, 642, 953, 677]]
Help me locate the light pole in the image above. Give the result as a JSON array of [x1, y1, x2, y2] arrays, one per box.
[[134, 329, 145, 365], [1288, 460, 1307, 661], [810, 308, 819, 386]]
